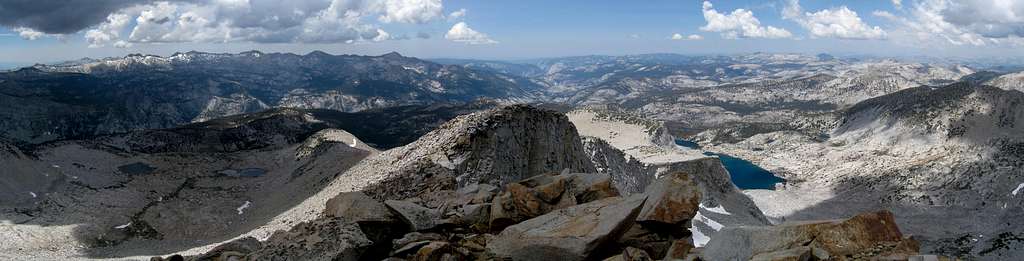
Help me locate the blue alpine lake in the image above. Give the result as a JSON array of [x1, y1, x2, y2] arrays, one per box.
[[675, 139, 701, 149], [675, 139, 785, 190]]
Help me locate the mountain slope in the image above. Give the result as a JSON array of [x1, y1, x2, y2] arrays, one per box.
[[707, 83, 1024, 259], [983, 70, 1024, 93], [0, 112, 378, 259]]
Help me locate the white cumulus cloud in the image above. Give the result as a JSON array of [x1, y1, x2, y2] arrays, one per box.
[[378, 0, 444, 24], [86, 13, 132, 48], [448, 8, 466, 21], [64, 0, 448, 46], [783, 0, 886, 40], [699, 1, 792, 39], [13, 27, 44, 40], [372, 28, 391, 42], [875, 0, 1024, 47], [445, 21, 497, 44], [670, 33, 703, 40]]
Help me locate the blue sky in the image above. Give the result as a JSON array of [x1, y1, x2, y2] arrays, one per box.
[[1, 0, 1023, 64]]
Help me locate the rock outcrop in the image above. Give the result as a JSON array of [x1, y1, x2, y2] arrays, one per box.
[[569, 106, 772, 246], [488, 172, 619, 231], [323, 192, 398, 224], [244, 219, 375, 261], [580, 136, 652, 194], [192, 92, 271, 123], [487, 196, 647, 261], [352, 105, 598, 200], [703, 210, 920, 260], [635, 170, 702, 227]]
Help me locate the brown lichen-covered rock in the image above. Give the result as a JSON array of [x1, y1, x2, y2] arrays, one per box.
[[664, 239, 695, 260], [385, 200, 442, 232], [324, 192, 398, 223], [615, 224, 674, 259], [488, 174, 576, 232], [564, 172, 620, 204], [487, 195, 647, 261], [463, 203, 492, 231], [411, 241, 456, 261], [324, 192, 409, 259], [456, 183, 499, 205], [390, 232, 447, 257], [488, 172, 620, 232], [636, 171, 701, 227], [702, 210, 918, 261], [614, 170, 700, 258], [244, 218, 374, 261]]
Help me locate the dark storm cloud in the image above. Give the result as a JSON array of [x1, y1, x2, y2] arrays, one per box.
[[0, 0, 185, 34]]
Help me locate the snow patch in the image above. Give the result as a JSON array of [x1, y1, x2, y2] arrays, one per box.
[[700, 202, 731, 215], [115, 222, 132, 229], [688, 211, 725, 248], [695, 212, 724, 231], [691, 226, 711, 247], [237, 201, 252, 215], [402, 66, 424, 74], [349, 138, 358, 148], [1013, 183, 1024, 196]]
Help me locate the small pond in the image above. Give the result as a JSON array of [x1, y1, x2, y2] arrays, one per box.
[[118, 162, 156, 175], [218, 168, 267, 178]]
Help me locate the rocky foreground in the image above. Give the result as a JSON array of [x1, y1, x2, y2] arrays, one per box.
[[164, 168, 928, 261]]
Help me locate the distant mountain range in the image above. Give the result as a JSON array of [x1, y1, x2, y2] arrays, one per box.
[[0, 51, 543, 144], [6, 50, 1024, 147]]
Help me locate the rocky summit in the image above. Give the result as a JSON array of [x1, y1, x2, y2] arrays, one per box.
[[54, 104, 935, 261]]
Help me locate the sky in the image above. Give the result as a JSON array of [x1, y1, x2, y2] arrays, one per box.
[[2, 0, 1024, 64]]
